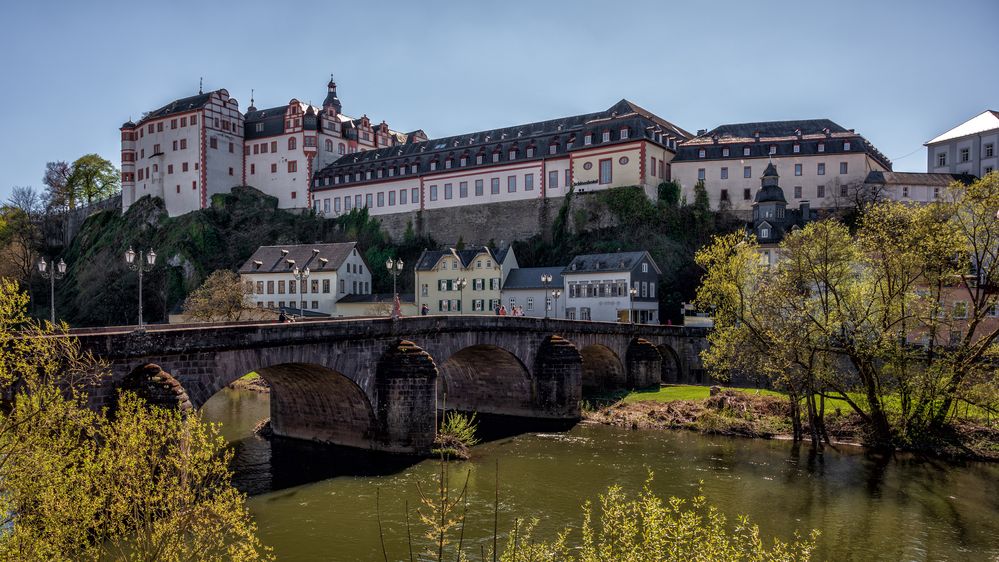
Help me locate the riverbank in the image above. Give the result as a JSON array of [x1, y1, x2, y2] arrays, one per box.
[[228, 372, 270, 393], [587, 385, 999, 461]]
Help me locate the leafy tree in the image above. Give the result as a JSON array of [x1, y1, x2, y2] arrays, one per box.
[[0, 279, 272, 560], [182, 269, 256, 322], [67, 154, 120, 208], [658, 180, 681, 207], [695, 173, 999, 449]]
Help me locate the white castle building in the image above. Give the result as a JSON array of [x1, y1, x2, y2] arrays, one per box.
[[121, 79, 424, 216]]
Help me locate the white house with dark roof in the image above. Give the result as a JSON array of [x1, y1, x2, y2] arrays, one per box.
[[238, 242, 371, 315], [500, 266, 566, 318], [562, 251, 661, 324], [925, 110, 999, 178], [310, 100, 691, 218], [672, 119, 891, 213], [863, 171, 975, 204]]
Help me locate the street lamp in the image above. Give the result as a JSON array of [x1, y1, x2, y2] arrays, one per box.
[[292, 266, 310, 320], [629, 286, 638, 323], [124, 247, 156, 329], [540, 273, 553, 319], [551, 288, 562, 320], [385, 257, 404, 319], [455, 277, 467, 315], [37, 257, 67, 324]]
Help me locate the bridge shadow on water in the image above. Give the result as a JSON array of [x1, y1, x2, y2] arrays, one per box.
[[229, 413, 579, 496]]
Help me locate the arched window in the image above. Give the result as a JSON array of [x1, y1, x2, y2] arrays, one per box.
[[288, 137, 297, 150], [338, 143, 346, 155], [325, 139, 333, 152]]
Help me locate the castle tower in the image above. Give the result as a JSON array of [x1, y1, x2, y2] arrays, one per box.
[[120, 120, 138, 208], [322, 76, 342, 116]]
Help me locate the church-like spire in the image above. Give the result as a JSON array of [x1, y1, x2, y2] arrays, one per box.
[[323, 74, 342, 115]]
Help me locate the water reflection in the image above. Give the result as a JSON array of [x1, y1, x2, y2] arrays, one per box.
[[202, 388, 999, 561]]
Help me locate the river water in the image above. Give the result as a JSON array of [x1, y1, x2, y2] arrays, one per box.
[[202, 388, 999, 561]]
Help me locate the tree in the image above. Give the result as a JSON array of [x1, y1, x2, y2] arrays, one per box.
[[67, 154, 119, 208], [0, 206, 40, 289], [695, 174, 999, 449], [0, 279, 272, 560], [42, 161, 73, 211], [182, 270, 256, 322], [658, 180, 681, 207]]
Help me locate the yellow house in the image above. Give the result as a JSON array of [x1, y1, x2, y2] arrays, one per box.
[[414, 246, 518, 314]]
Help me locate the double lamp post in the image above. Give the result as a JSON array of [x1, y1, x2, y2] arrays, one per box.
[[124, 247, 157, 329], [37, 257, 67, 324]]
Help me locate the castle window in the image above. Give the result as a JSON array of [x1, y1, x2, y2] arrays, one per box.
[[817, 163, 826, 175], [584, 134, 592, 145], [960, 148, 970, 162], [602, 131, 611, 142], [793, 144, 800, 153], [720, 189, 729, 201], [445, 159, 452, 169], [599, 159, 612, 184], [720, 167, 728, 179], [527, 147, 535, 157], [844, 141, 851, 151], [430, 161, 437, 171], [743, 147, 750, 156], [338, 143, 346, 155], [937, 153, 946, 167], [743, 166, 751, 178], [620, 128, 629, 139], [460, 156, 467, 166], [759, 227, 770, 238], [288, 161, 297, 173], [477, 154, 484, 164], [698, 149, 706, 158], [794, 185, 802, 198], [271, 164, 277, 173], [817, 143, 825, 153], [326, 139, 333, 152], [509, 149, 517, 160], [743, 188, 751, 200], [493, 152, 500, 163], [769, 145, 777, 155], [795, 164, 802, 176], [697, 168, 705, 181], [840, 162, 848, 174], [549, 144, 558, 155], [288, 137, 297, 150], [722, 147, 730, 157], [817, 185, 825, 198], [651, 157, 658, 176]]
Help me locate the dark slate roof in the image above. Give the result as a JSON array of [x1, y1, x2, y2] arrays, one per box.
[[502, 267, 565, 290], [414, 246, 510, 271], [864, 171, 976, 186], [244, 105, 289, 139], [563, 251, 661, 275], [238, 242, 361, 273], [313, 99, 691, 189], [138, 92, 213, 125], [337, 293, 415, 304], [675, 118, 892, 170]]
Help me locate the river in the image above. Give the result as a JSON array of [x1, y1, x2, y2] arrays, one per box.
[[202, 388, 999, 561]]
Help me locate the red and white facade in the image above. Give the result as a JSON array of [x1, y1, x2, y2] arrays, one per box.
[[121, 89, 244, 216], [122, 80, 417, 217]]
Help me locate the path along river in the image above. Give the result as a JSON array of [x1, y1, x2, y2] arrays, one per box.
[[202, 388, 999, 561]]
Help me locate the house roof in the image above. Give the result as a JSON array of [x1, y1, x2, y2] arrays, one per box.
[[136, 91, 216, 126], [415, 246, 511, 271], [502, 267, 565, 290], [675, 118, 891, 170], [864, 171, 977, 186], [313, 100, 690, 189], [926, 110, 999, 145], [563, 251, 661, 275], [238, 242, 362, 274]]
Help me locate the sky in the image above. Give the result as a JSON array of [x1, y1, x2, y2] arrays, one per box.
[[1, 0, 997, 202]]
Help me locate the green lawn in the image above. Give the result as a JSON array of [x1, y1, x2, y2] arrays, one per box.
[[620, 385, 784, 404]]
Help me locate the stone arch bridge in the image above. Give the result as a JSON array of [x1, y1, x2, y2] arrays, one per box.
[[73, 317, 708, 454]]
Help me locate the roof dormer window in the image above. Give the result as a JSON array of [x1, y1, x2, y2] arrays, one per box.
[[818, 143, 825, 153], [769, 145, 777, 155], [844, 141, 851, 151], [602, 131, 611, 142], [743, 147, 751, 156], [460, 156, 467, 166], [584, 134, 592, 146], [509, 149, 517, 160], [492, 152, 500, 163], [549, 144, 557, 155], [620, 128, 629, 139], [698, 149, 706, 158], [476, 154, 484, 164], [445, 159, 452, 169], [527, 146, 535, 157], [722, 147, 730, 157], [793, 144, 800, 153], [430, 161, 437, 171]]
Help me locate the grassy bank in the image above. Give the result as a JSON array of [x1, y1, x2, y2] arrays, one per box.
[[589, 385, 999, 460]]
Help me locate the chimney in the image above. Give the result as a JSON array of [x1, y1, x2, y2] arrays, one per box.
[[696, 129, 707, 136]]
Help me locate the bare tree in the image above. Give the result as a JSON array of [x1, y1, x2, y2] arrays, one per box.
[[182, 270, 256, 322], [6, 186, 42, 219], [42, 161, 73, 212]]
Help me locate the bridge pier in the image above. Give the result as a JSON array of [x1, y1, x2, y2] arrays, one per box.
[[375, 340, 438, 453], [533, 335, 583, 418]]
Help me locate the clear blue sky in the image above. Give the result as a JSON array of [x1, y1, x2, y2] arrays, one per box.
[[2, 0, 997, 202]]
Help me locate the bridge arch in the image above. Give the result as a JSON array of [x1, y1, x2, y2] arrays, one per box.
[[626, 338, 662, 389], [436, 344, 534, 417], [656, 344, 682, 384], [579, 344, 626, 393]]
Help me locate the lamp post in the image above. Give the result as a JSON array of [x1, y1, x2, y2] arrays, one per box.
[[385, 257, 404, 319], [540, 273, 553, 319], [629, 286, 638, 323], [37, 257, 67, 324], [124, 247, 156, 329], [455, 277, 467, 315], [551, 288, 562, 320], [292, 266, 310, 320]]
